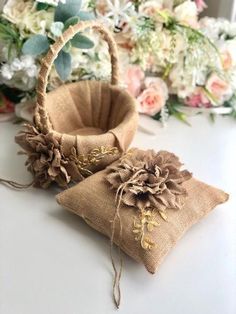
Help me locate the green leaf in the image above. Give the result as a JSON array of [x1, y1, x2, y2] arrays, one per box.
[[71, 34, 94, 49], [50, 21, 64, 37], [36, 2, 50, 10], [172, 110, 191, 126], [22, 35, 50, 56], [55, 0, 82, 22], [62, 41, 72, 53], [0, 23, 18, 39], [54, 50, 71, 81], [64, 16, 80, 30], [209, 113, 216, 123], [78, 11, 95, 20]]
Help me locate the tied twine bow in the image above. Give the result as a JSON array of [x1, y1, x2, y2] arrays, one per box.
[[107, 149, 192, 308]]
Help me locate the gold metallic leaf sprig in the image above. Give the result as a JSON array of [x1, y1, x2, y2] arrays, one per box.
[[70, 146, 119, 176]]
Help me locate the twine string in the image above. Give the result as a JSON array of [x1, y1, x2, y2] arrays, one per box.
[[0, 178, 34, 189], [110, 168, 146, 309]]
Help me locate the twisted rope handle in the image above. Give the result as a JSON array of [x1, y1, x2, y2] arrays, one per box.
[[35, 21, 120, 133]]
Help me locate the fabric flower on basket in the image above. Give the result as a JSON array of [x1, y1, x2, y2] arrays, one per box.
[[15, 124, 72, 188]]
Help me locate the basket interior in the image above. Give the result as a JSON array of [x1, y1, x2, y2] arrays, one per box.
[[44, 80, 135, 136]]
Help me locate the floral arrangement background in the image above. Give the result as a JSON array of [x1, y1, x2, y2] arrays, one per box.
[[0, 0, 236, 124]]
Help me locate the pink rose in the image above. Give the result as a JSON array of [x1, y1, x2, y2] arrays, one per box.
[[185, 88, 211, 108], [194, 0, 207, 12], [124, 65, 145, 97], [206, 73, 232, 105], [137, 77, 168, 116]]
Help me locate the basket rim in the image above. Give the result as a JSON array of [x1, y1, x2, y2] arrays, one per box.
[[34, 81, 138, 139]]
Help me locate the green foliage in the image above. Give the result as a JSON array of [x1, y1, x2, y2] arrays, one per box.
[[55, 0, 82, 22], [19, 0, 94, 81], [64, 16, 80, 29], [167, 98, 191, 125], [77, 11, 95, 20], [224, 94, 236, 119], [0, 85, 22, 103], [71, 34, 94, 49], [62, 41, 72, 53], [54, 50, 72, 81], [36, 2, 50, 11], [22, 35, 50, 56], [0, 20, 22, 58]]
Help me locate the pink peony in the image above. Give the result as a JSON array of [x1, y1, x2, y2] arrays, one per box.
[[194, 0, 207, 12], [185, 88, 211, 108], [124, 65, 145, 97], [137, 77, 168, 116], [206, 73, 232, 105]]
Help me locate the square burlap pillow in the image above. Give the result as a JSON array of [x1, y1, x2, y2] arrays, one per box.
[[56, 149, 228, 274]]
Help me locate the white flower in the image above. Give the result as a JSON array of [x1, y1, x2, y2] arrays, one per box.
[[20, 55, 35, 68], [26, 65, 38, 78], [0, 55, 39, 91], [103, 0, 135, 27], [174, 0, 198, 28], [169, 56, 195, 98], [1, 64, 14, 80], [10, 58, 22, 71]]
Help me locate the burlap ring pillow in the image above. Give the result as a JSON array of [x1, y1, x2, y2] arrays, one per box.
[[57, 148, 229, 275], [15, 21, 138, 189]]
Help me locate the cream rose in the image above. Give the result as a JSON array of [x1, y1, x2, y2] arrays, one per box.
[[174, 0, 198, 28], [139, 1, 163, 16], [206, 73, 233, 105], [137, 77, 168, 116], [3, 0, 53, 37]]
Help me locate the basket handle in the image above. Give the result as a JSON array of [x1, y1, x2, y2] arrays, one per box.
[[35, 21, 120, 133]]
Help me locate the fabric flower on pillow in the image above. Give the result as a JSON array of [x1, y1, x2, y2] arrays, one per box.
[[106, 148, 192, 213]]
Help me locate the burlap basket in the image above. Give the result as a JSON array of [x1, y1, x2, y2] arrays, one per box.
[[15, 21, 138, 188]]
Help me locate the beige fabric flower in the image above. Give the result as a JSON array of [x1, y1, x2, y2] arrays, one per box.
[[106, 149, 192, 212], [15, 124, 79, 188]]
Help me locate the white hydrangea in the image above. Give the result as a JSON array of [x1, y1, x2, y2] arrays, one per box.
[[0, 55, 39, 91], [70, 31, 112, 80]]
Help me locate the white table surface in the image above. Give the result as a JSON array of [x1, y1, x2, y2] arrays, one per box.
[[0, 115, 236, 314]]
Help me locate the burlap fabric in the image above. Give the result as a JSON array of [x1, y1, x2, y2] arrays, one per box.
[[56, 149, 229, 273], [15, 21, 138, 188]]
